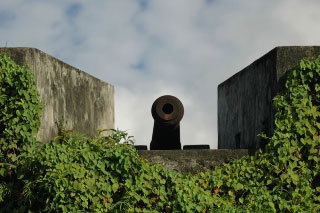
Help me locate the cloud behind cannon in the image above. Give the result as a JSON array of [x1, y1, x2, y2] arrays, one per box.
[[1, 0, 320, 148]]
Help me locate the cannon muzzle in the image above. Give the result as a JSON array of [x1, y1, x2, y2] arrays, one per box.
[[150, 95, 184, 150]]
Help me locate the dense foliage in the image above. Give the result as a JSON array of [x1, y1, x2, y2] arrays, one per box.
[[199, 57, 320, 212], [0, 53, 42, 210], [0, 54, 320, 212]]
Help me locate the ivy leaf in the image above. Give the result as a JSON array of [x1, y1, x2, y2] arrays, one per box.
[[233, 183, 243, 191], [112, 182, 119, 193], [268, 201, 275, 210]]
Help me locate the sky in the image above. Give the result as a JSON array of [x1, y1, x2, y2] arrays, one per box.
[[1, 0, 320, 149]]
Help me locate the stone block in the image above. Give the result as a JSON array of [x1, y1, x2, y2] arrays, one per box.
[[138, 149, 249, 174]]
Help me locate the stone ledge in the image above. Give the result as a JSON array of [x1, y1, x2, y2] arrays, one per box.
[[137, 149, 250, 174]]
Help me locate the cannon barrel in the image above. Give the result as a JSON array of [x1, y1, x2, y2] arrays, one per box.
[[150, 95, 184, 150]]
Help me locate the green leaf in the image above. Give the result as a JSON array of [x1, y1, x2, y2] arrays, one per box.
[[280, 174, 288, 181], [0, 168, 6, 177], [268, 201, 275, 209], [112, 182, 119, 192], [233, 183, 243, 191]]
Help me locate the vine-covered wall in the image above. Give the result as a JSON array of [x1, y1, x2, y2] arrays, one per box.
[[0, 48, 114, 142], [218, 46, 320, 150]]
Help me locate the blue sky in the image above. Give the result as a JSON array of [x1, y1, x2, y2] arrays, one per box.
[[1, 0, 320, 149]]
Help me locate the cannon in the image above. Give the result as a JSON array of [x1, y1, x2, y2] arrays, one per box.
[[150, 95, 184, 150]]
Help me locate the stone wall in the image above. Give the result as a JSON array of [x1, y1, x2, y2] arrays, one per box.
[[218, 46, 320, 149], [0, 47, 114, 142], [138, 149, 250, 174]]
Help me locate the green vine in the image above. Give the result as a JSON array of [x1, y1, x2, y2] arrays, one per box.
[[0, 54, 320, 212], [200, 57, 320, 212], [0, 53, 42, 155], [0, 53, 42, 210]]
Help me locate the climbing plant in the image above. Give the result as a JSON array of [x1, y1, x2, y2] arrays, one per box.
[[200, 57, 320, 212], [0, 53, 320, 212], [0, 53, 42, 155], [0, 53, 42, 209]]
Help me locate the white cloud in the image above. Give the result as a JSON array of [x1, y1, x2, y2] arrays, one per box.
[[1, 0, 320, 149]]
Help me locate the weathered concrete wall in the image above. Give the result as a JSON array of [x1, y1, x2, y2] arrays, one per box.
[[138, 149, 249, 174], [0, 47, 114, 142], [218, 46, 320, 149]]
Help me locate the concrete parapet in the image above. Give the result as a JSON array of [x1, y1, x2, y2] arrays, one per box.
[[138, 149, 249, 174], [0, 47, 114, 142], [218, 46, 320, 150]]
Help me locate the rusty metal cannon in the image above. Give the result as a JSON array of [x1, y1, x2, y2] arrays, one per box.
[[150, 95, 184, 150]]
